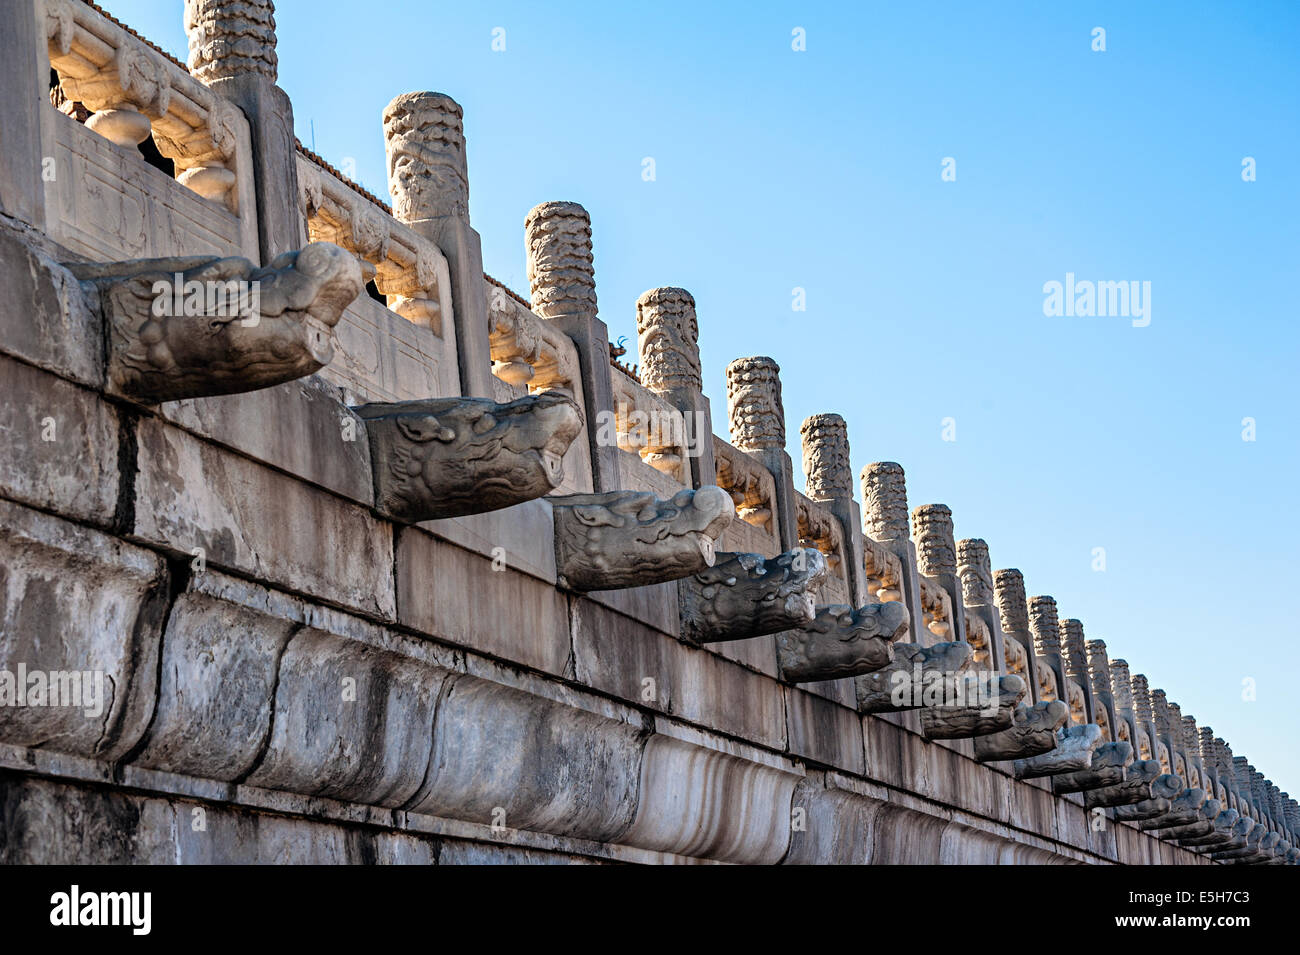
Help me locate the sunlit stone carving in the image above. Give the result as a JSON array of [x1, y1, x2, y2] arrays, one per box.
[[800, 414, 852, 502], [974, 699, 1069, 762], [185, 0, 279, 82], [636, 287, 702, 395], [354, 392, 583, 521], [920, 673, 1026, 740], [679, 549, 826, 644], [1051, 740, 1134, 793], [856, 640, 971, 713], [552, 486, 733, 591], [525, 201, 595, 319], [725, 356, 784, 451], [1137, 786, 1207, 831], [777, 600, 910, 683], [1084, 759, 1178, 810], [1158, 798, 1223, 843], [69, 242, 361, 403], [1013, 722, 1104, 779], [383, 92, 469, 221], [861, 462, 909, 541]]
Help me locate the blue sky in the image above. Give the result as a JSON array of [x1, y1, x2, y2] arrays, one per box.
[[115, 1, 1299, 791]]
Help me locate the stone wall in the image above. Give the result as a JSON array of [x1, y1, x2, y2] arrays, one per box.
[[0, 0, 1292, 865]]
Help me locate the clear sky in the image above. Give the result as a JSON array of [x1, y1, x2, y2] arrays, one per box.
[[114, 1, 1299, 793]]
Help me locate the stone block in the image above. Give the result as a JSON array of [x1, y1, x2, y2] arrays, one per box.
[[571, 598, 786, 749], [246, 628, 446, 807], [0, 499, 167, 760], [0, 220, 102, 386], [0, 354, 119, 526], [621, 735, 799, 864], [419, 496, 557, 583], [159, 374, 373, 505], [784, 686, 866, 775], [395, 528, 571, 675], [132, 418, 395, 620], [131, 591, 297, 780], [410, 674, 644, 842]]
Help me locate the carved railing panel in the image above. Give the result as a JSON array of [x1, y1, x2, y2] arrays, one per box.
[[44, 0, 257, 257], [712, 436, 780, 558]]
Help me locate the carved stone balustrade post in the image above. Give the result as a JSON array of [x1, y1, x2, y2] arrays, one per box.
[[523, 201, 617, 487], [1109, 659, 1146, 761], [956, 539, 1010, 679], [383, 91, 493, 398], [856, 641, 972, 713], [1153, 692, 1187, 783], [68, 242, 362, 402], [1084, 639, 1119, 743], [1130, 673, 1169, 773], [551, 485, 733, 591], [354, 392, 583, 521], [636, 288, 715, 489], [1028, 596, 1086, 725], [776, 600, 910, 683], [993, 569, 1056, 704], [1179, 714, 1207, 795], [860, 462, 926, 647], [912, 504, 967, 645], [679, 548, 826, 644], [185, 0, 300, 260], [1058, 619, 1096, 725], [726, 356, 798, 552], [801, 414, 868, 606]]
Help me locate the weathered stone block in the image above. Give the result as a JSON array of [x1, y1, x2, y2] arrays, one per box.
[[132, 418, 395, 620], [160, 374, 373, 505], [410, 675, 644, 842], [246, 628, 445, 807], [0, 220, 102, 386], [395, 528, 571, 676], [419, 497, 557, 584], [0, 354, 120, 526], [571, 598, 786, 749], [621, 735, 799, 864], [0, 499, 167, 761], [131, 591, 296, 780], [784, 687, 866, 775]]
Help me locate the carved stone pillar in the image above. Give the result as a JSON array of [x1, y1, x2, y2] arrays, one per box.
[[185, 0, 296, 262], [860, 462, 925, 647], [1057, 619, 1095, 725], [1130, 673, 1169, 773], [726, 356, 798, 551], [0, 0, 48, 228], [524, 201, 616, 487], [1180, 714, 1206, 793], [1028, 595, 1084, 725], [993, 569, 1056, 703], [1153, 691, 1187, 782], [1084, 639, 1118, 743], [801, 414, 867, 605], [637, 287, 715, 489], [1109, 659, 1147, 759], [382, 91, 493, 398], [956, 539, 1009, 680], [912, 504, 967, 646]]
